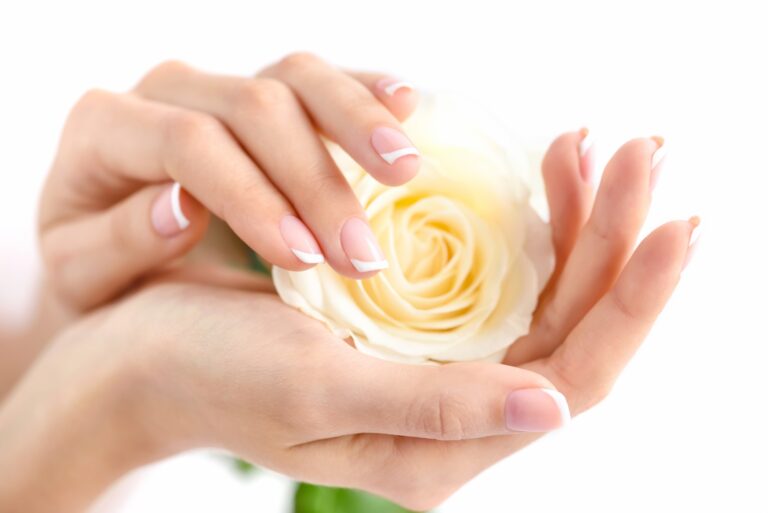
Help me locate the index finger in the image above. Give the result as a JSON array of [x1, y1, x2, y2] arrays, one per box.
[[260, 52, 421, 186]]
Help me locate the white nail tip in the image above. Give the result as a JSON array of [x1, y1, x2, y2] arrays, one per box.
[[651, 145, 667, 170], [689, 224, 701, 247], [350, 258, 389, 273], [579, 132, 594, 157], [383, 81, 415, 96], [170, 182, 190, 230], [540, 388, 571, 428], [379, 147, 420, 165], [291, 248, 324, 265]]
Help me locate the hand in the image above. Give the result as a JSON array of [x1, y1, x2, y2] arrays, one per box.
[[0, 274, 565, 513], [38, 54, 420, 313]]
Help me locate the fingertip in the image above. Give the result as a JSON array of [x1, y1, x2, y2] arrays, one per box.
[[374, 77, 420, 121], [279, 215, 325, 268], [624, 219, 694, 293], [542, 130, 585, 181], [369, 125, 421, 185], [377, 152, 421, 186], [152, 182, 208, 239]]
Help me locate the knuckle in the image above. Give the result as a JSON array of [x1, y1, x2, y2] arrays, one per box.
[[609, 288, 643, 323], [413, 392, 471, 441], [163, 110, 223, 151], [138, 60, 191, 90], [547, 354, 613, 414], [277, 51, 320, 72], [73, 88, 113, 113], [302, 168, 351, 202], [67, 88, 116, 131], [535, 300, 564, 341], [233, 78, 293, 118], [587, 215, 638, 253]]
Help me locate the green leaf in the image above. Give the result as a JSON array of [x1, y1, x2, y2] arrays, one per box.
[[248, 251, 271, 276], [294, 483, 425, 513], [224, 456, 259, 477]]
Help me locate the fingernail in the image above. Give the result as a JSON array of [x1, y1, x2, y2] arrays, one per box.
[[376, 77, 415, 97], [340, 217, 388, 273], [578, 127, 595, 183], [683, 216, 701, 270], [371, 126, 420, 165], [151, 182, 190, 237], [280, 215, 324, 265], [650, 135, 666, 191], [505, 388, 571, 432]]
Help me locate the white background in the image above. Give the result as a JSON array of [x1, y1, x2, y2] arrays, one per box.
[[1, 1, 767, 511]]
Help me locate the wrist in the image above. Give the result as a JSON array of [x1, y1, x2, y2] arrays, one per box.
[[0, 316, 176, 513]]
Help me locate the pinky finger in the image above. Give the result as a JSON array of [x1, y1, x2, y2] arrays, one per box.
[[541, 217, 700, 413], [346, 71, 419, 122]]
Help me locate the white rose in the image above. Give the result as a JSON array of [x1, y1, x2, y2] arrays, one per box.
[[273, 94, 554, 364]]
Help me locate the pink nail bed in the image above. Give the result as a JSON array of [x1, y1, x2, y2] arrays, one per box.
[[376, 78, 415, 97], [280, 216, 324, 265], [505, 388, 571, 432], [151, 182, 189, 238], [371, 126, 420, 165], [340, 217, 388, 273]]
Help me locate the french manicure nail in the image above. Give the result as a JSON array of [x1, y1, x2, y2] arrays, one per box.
[[505, 388, 571, 432], [340, 217, 388, 273], [371, 126, 420, 165], [377, 77, 415, 97], [280, 216, 324, 265], [650, 135, 666, 191], [683, 216, 701, 269], [578, 127, 595, 183], [151, 182, 190, 237]]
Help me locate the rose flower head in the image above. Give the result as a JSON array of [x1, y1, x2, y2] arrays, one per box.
[[274, 94, 554, 364]]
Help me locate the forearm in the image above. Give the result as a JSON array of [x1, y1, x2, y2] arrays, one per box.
[[0, 284, 78, 402], [0, 321, 161, 513]]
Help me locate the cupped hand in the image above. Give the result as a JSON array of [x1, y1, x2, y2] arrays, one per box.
[[242, 133, 696, 510], [3, 131, 695, 512], [39, 54, 419, 312]]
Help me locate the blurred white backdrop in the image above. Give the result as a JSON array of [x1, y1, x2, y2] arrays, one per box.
[[1, 1, 766, 511]]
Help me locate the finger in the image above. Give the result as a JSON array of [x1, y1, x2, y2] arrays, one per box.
[[504, 129, 593, 364], [40, 182, 209, 310], [43, 89, 326, 276], [260, 52, 421, 186], [542, 218, 697, 413], [345, 71, 419, 122], [544, 128, 595, 277], [507, 136, 664, 364], [134, 62, 387, 278], [141, 263, 276, 293], [316, 350, 569, 440]]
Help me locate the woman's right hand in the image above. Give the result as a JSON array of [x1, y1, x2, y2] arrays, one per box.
[[39, 55, 421, 312]]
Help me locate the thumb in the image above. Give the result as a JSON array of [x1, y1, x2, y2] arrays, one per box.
[[330, 356, 571, 440], [40, 182, 209, 310]]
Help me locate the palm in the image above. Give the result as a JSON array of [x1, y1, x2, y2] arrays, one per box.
[[213, 131, 693, 508]]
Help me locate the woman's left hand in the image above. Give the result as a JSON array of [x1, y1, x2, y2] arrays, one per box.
[[0, 152, 695, 513]]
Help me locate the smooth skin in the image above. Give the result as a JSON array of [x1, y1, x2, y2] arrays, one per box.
[[39, 53, 420, 314], [0, 223, 694, 513], [0, 56, 697, 512]]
